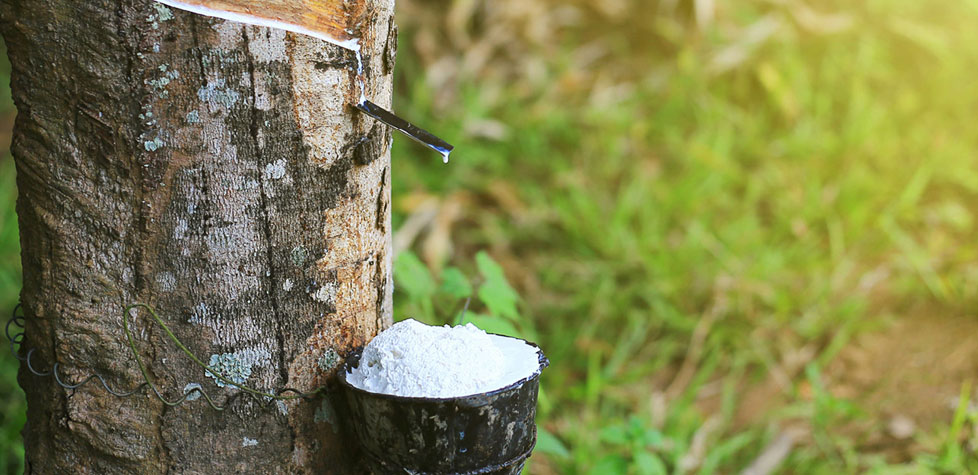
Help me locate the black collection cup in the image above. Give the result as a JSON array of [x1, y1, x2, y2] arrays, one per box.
[[338, 337, 549, 474]]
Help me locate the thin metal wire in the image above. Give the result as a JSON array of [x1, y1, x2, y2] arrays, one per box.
[[6, 303, 325, 410]]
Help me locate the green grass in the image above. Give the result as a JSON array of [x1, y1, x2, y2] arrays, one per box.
[[389, 0, 978, 472], [0, 33, 25, 473], [3, 0, 978, 472], [0, 159, 23, 474]]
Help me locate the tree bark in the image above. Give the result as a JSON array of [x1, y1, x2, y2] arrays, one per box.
[[0, 0, 395, 472]]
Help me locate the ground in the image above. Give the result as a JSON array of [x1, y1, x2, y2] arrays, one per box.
[[828, 311, 978, 461]]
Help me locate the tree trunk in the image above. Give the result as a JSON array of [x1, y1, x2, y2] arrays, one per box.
[[0, 0, 395, 472]]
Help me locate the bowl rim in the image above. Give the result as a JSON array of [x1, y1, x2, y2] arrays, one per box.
[[337, 333, 549, 403]]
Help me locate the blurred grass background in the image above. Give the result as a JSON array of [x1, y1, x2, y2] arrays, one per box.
[[4, 0, 978, 473]]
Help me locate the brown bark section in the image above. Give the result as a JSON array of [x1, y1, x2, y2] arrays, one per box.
[[156, 0, 364, 46], [0, 0, 394, 472]]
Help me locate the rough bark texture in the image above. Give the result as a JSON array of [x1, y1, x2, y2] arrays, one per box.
[[0, 0, 395, 472]]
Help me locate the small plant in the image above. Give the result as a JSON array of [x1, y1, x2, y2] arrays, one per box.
[[393, 250, 557, 473], [393, 250, 534, 339], [590, 416, 669, 475]]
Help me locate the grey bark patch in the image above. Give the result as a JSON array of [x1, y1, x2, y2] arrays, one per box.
[[291, 246, 308, 266], [314, 398, 340, 434], [263, 158, 287, 180], [383, 19, 397, 75], [144, 136, 165, 151], [317, 349, 340, 372], [206, 353, 253, 388], [184, 383, 203, 401], [197, 78, 241, 109]]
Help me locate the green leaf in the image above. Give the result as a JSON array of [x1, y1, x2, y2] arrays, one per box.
[[478, 281, 520, 321], [599, 423, 630, 445], [475, 251, 520, 321], [641, 427, 665, 448], [439, 266, 473, 298], [588, 455, 628, 475], [460, 313, 521, 337], [634, 451, 668, 475], [394, 251, 435, 300], [535, 426, 570, 459]]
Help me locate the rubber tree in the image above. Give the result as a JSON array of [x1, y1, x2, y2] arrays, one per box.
[[0, 0, 395, 472]]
